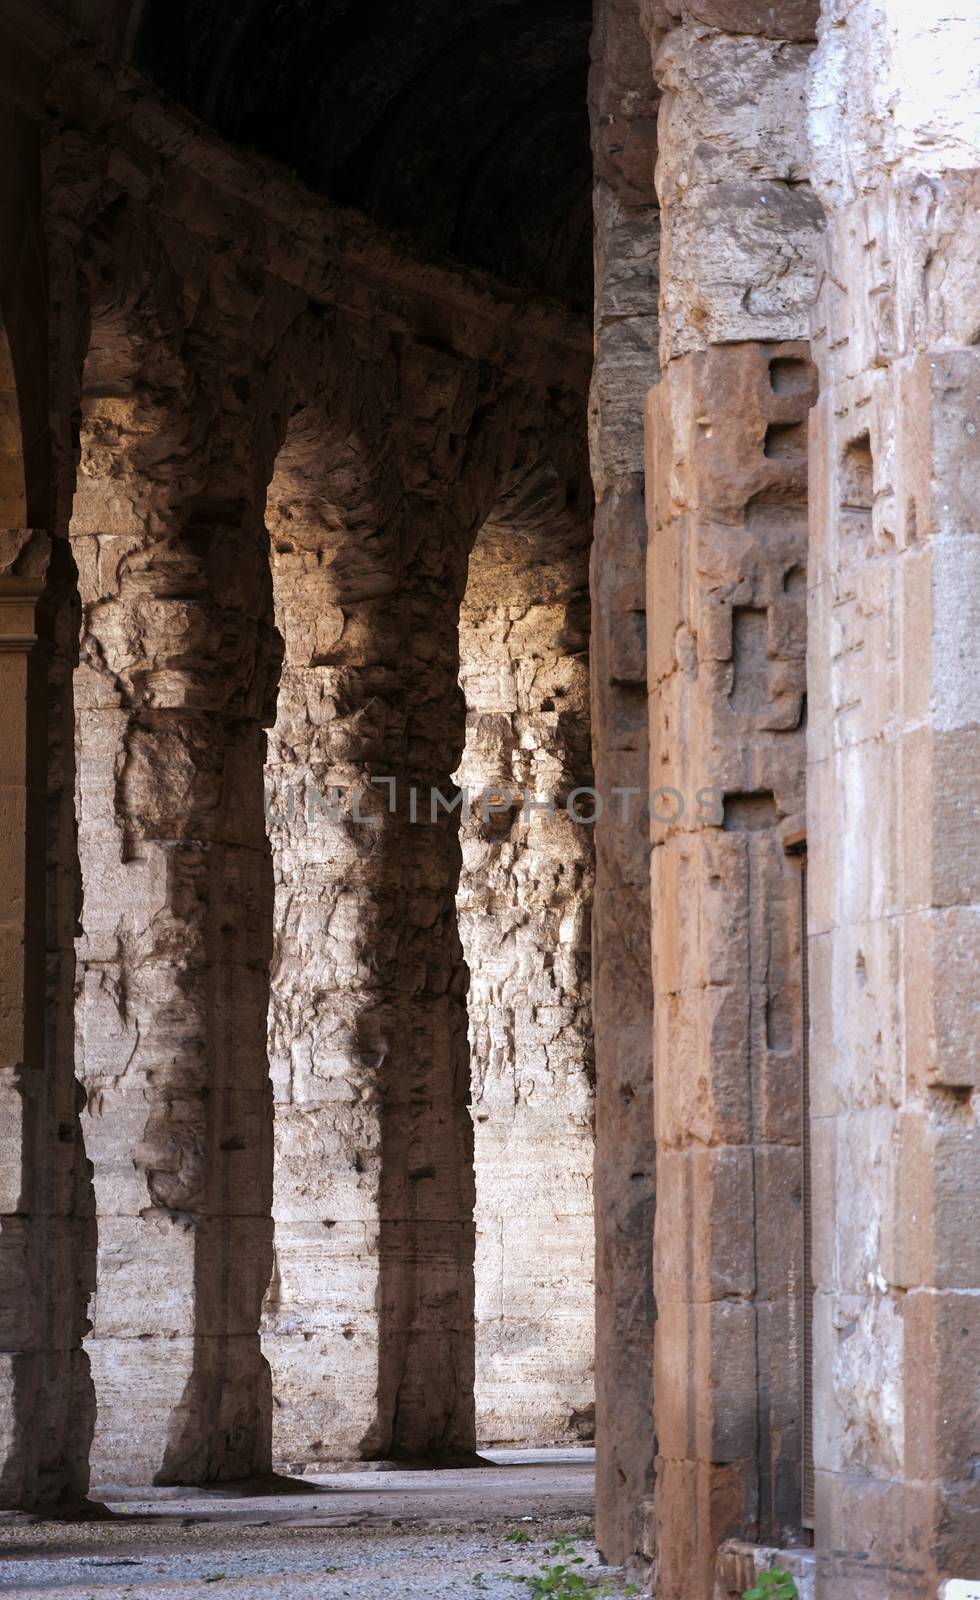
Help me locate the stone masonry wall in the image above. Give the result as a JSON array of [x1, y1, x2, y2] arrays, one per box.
[[646, 4, 823, 1594], [43, 51, 591, 1482], [455, 441, 595, 1446], [259, 332, 545, 1467], [806, 4, 980, 1594]]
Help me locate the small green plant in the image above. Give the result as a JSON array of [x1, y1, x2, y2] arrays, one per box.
[[515, 1537, 637, 1600], [505, 1528, 533, 1545], [743, 1569, 798, 1600]]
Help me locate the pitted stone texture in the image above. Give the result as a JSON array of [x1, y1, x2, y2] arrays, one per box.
[[368, 359, 550, 1464], [650, 8, 823, 359], [807, 0, 980, 213], [260, 360, 401, 1468], [69, 277, 283, 1484], [455, 453, 595, 1448], [645, 10, 819, 1589], [41, 49, 592, 1485]]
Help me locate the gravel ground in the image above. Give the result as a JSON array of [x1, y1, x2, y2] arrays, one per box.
[[0, 1453, 640, 1600]]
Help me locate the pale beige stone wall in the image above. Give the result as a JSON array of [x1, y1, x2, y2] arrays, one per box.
[[456, 444, 595, 1446], [261, 391, 394, 1466], [71, 302, 281, 1485], [806, 3, 980, 1593]]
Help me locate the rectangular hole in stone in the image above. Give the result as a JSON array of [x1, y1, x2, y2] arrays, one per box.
[[730, 607, 770, 713], [745, 488, 806, 535], [766, 979, 793, 1052], [841, 431, 873, 510], [764, 421, 806, 461], [722, 791, 780, 831], [769, 357, 811, 395]]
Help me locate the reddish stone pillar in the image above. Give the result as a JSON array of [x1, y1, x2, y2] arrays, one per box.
[[589, 0, 660, 1565], [647, 344, 816, 1596], [646, 7, 823, 1594]]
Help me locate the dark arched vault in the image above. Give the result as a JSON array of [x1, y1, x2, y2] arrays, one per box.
[[134, 0, 593, 310]]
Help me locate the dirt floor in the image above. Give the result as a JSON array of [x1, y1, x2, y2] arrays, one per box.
[[0, 1450, 641, 1599]]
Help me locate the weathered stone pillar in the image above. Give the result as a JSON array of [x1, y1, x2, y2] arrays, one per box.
[[375, 487, 478, 1461], [0, 531, 90, 1505], [264, 337, 523, 1463], [262, 396, 398, 1465], [588, 0, 659, 1564], [374, 347, 531, 1459], [0, 535, 46, 1503], [456, 449, 595, 1447], [0, 64, 94, 1507], [647, 7, 822, 1593], [806, 5, 980, 1594], [72, 329, 279, 1484]]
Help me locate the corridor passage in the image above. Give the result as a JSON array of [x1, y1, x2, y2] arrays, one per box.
[[0, 1453, 637, 1600]]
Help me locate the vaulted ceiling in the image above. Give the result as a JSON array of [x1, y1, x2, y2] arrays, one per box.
[[132, 0, 594, 311]]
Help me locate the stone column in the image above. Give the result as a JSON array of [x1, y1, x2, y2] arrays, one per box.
[[374, 343, 521, 1459], [0, 531, 90, 1506], [588, 0, 660, 1565], [0, 537, 47, 1504], [262, 403, 399, 1466], [0, 69, 94, 1507], [806, 5, 980, 1594], [646, 7, 823, 1594], [375, 496, 477, 1462], [456, 458, 595, 1448], [72, 339, 279, 1485]]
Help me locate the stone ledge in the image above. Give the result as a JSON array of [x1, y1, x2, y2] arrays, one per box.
[[715, 1541, 816, 1600]]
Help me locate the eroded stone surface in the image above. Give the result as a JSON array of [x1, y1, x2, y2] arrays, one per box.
[[41, 53, 593, 1483], [455, 437, 595, 1447], [71, 297, 282, 1484], [0, 9, 976, 1599]]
